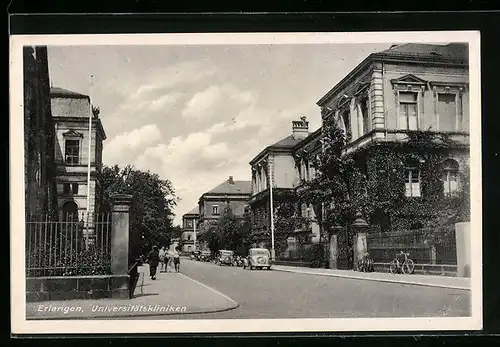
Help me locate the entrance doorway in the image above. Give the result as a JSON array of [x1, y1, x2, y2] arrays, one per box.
[[61, 201, 79, 221]]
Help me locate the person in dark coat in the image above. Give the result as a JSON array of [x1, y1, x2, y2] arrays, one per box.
[[147, 245, 160, 280]]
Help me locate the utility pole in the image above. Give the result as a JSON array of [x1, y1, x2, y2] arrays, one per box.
[[269, 159, 275, 261]]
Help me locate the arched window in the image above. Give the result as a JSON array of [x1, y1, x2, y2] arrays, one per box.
[[61, 201, 79, 221], [442, 159, 460, 197]]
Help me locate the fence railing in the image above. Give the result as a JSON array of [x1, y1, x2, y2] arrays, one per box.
[[366, 225, 457, 265], [26, 213, 112, 277]]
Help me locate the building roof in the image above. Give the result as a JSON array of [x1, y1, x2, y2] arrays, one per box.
[[249, 134, 305, 165], [317, 43, 468, 106], [377, 43, 468, 62], [50, 87, 89, 99], [205, 179, 252, 196], [293, 127, 322, 152], [183, 206, 199, 216]]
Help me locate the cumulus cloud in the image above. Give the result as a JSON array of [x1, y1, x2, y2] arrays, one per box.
[[103, 124, 162, 166], [181, 83, 259, 122]]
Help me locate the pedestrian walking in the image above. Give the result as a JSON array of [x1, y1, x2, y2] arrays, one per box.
[[165, 247, 174, 273], [159, 245, 166, 273], [147, 245, 160, 280], [173, 246, 181, 273]]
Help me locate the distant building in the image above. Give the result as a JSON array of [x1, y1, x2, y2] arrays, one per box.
[[181, 206, 200, 253], [50, 87, 107, 221], [23, 46, 58, 219], [198, 176, 251, 236]]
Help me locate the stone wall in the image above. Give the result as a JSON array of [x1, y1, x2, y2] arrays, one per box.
[[26, 275, 130, 301]]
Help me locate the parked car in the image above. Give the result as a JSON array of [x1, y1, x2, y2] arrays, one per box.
[[200, 250, 211, 262], [243, 248, 272, 270], [216, 250, 235, 266]]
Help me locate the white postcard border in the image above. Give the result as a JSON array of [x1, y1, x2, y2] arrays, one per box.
[[10, 31, 482, 334]]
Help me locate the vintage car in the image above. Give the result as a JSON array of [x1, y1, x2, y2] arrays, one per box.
[[243, 248, 272, 270], [216, 250, 235, 266], [199, 250, 211, 262]]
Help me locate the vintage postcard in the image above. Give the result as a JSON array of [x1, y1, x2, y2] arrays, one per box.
[[10, 31, 482, 334]]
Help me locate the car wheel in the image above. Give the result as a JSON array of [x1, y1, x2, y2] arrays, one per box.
[[267, 267, 271, 270], [250, 265, 254, 270]]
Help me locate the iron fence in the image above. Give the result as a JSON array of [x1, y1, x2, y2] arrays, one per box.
[[366, 225, 457, 265], [26, 213, 112, 277]]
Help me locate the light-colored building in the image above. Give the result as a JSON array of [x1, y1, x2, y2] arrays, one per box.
[[181, 207, 200, 253], [198, 176, 251, 238], [316, 42, 470, 231], [248, 117, 318, 254], [50, 87, 106, 221]]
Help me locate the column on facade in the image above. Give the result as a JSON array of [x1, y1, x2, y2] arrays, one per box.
[[370, 63, 385, 130]]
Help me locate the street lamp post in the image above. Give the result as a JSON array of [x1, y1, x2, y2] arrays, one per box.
[[269, 160, 275, 261], [193, 218, 197, 252]]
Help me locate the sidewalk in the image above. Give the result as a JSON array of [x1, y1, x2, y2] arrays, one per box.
[[273, 265, 471, 290], [26, 266, 238, 319]]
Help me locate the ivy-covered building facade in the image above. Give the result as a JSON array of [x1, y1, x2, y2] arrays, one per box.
[[315, 43, 470, 232]]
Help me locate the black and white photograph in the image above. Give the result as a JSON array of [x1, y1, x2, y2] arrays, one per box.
[[10, 31, 482, 333]]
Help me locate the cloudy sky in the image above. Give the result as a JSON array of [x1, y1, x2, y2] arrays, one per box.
[[47, 43, 391, 224]]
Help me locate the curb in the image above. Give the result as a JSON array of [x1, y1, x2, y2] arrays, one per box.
[[273, 267, 471, 291]]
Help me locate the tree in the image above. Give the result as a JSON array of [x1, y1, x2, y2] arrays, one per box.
[[99, 165, 178, 261], [297, 115, 363, 229], [217, 206, 242, 251]]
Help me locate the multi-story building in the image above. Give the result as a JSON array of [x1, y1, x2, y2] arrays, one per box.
[[247, 43, 469, 264], [23, 46, 58, 219], [316, 42, 470, 231], [181, 206, 200, 253], [292, 127, 323, 243], [198, 176, 251, 235], [50, 87, 107, 221], [248, 117, 319, 255]]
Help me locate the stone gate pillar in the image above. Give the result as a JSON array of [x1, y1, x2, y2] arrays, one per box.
[[455, 222, 471, 278], [111, 194, 132, 275], [351, 212, 369, 268], [328, 226, 343, 269]]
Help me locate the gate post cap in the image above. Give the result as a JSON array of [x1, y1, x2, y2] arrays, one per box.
[[352, 212, 368, 227], [111, 194, 132, 206]]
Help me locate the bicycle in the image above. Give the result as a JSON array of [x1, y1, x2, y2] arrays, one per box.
[[389, 251, 415, 275], [357, 253, 374, 272]]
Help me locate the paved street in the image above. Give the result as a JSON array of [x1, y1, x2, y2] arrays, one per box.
[[121, 258, 470, 320]]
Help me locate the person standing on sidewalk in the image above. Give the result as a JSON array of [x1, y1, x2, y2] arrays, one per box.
[[147, 245, 160, 280], [173, 246, 181, 273], [159, 245, 166, 273]]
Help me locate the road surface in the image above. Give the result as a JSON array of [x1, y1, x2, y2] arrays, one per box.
[[120, 258, 470, 319]]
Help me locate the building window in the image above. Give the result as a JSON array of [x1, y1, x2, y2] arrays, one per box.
[[442, 159, 460, 197], [63, 183, 79, 195], [360, 96, 370, 135], [399, 92, 418, 130], [187, 220, 193, 227], [405, 167, 421, 197], [188, 234, 191, 241], [438, 93, 457, 131], [212, 205, 219, 215], [65, 139, 80, 164], [341, 109, 351, 139]]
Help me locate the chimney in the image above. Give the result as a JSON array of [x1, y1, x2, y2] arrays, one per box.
[[228, 176, 234, 185], [292, 116, 309, 140]]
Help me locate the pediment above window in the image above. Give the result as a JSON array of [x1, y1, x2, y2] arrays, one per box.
[[391, 74, 429, 89], [62, 130, 84, 138], [429, 81, 468, 95]]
